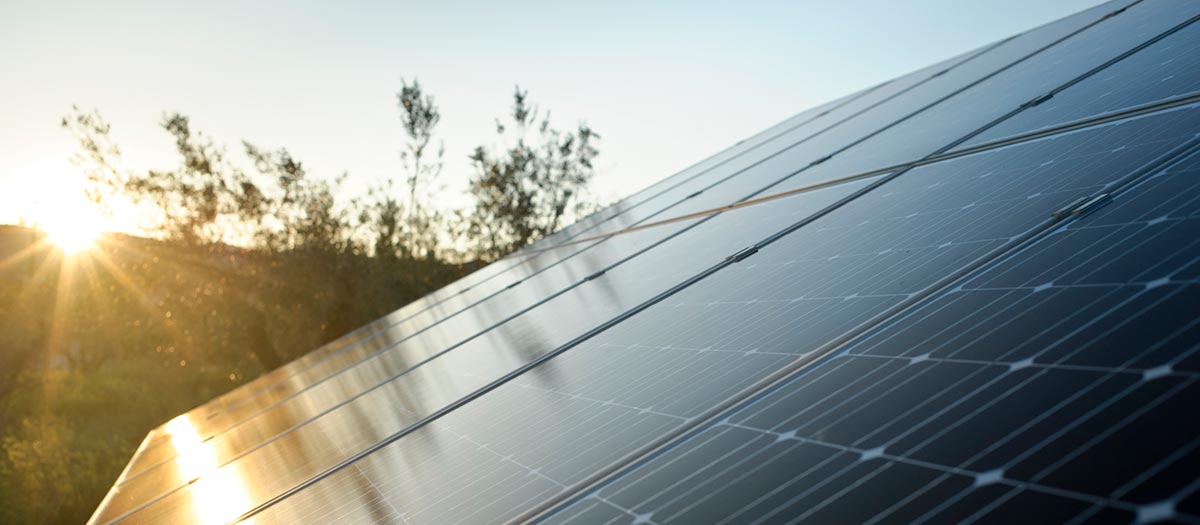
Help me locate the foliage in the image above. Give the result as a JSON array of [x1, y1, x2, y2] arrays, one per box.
[[63, 111, 269, 245], [395, 78, 445, 259], [468, 87, 600, 259]]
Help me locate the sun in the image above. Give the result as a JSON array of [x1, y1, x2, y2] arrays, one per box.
[[36, 202, 108, 255], [17, 161, 140, 255], [44, 222, 101, 254]]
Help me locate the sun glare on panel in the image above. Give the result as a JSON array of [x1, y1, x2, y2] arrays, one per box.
[[164, 416, 254, 524]]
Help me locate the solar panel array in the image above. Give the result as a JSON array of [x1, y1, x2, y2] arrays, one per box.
[[90, 1, 1200, 523]]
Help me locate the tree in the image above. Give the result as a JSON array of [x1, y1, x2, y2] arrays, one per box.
[[361, 79, 446, 260], [397, 79, 445, 259], [467, 87, 600, 260], [63, 110, 270, 246], [242, 142, 352, 252], [63, 108, 356, 253]]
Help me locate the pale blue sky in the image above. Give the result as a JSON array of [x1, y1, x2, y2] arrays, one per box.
[[0, 0, 1104, 232]]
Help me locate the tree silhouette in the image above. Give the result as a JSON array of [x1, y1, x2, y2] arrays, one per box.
[[467, 86, 600, 260], [361, 79, 447, 260]]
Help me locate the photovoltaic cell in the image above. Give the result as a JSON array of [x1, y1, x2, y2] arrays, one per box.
[[544, 128, 1200, 525], [242, 104, 1200, 525]]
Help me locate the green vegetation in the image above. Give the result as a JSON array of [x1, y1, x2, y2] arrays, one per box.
[[0, 82, 600, 524]]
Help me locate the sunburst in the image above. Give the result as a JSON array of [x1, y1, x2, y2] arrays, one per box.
[[43, 222, 101, 254]]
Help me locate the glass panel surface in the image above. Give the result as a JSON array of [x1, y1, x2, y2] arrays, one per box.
[[763, 0, 1199, 197], [958, 14, 1200, 149], [543, 131, 1200, 525], [105, 0, 1173, 506]]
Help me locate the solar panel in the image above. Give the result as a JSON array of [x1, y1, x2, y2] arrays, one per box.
[[89, 1, 1200, 523], [237, 102, 1200, 525], [543, 126, 1200, 525]]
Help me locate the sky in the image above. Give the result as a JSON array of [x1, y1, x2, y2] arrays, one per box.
[[0, 0, 1105, 233]]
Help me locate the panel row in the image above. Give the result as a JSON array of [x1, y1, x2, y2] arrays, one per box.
[[549, 129, 1200, 525]]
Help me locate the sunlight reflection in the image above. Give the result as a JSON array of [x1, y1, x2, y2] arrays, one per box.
[[164, 416, 255, 524]]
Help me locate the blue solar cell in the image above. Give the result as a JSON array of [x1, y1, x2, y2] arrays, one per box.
[[542, 121, 1200, 525]]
